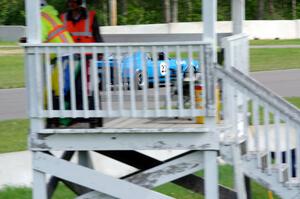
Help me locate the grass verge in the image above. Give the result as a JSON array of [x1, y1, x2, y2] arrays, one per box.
[[0, 41, 18, 46], [0, 55, 24, 89], [0, 183, 75, 199], [0, 119, 28, 153], [250, 48, 300, 71]]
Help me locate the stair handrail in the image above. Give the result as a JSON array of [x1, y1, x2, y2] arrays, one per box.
[[215, 65, 300, 125]]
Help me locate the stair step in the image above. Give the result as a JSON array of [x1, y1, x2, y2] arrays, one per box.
[[250, 151, 268, 170], [243, 152, 291, 182], [285, 178, 300, 188], [278, 164, 289, 183]]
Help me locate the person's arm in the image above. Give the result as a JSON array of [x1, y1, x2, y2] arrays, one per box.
[[92, 16, 104, 43]]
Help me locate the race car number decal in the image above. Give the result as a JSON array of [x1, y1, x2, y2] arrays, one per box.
[[160, 62, 167, 76]]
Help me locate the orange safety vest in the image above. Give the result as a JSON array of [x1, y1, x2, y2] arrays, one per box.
[[61, 10, 96, 43]]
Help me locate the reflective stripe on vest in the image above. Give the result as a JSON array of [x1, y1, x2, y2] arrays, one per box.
[[42, 12, 69, 43], [71, 32, 92, 36], [47, 25, 67, 41]]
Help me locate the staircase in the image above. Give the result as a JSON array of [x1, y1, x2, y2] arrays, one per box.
[[218, 34, 300, 199]]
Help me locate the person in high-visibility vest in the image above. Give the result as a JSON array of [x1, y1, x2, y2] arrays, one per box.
[[41, 0, 77, 127], [61, 0, 103, 43], [61, 0, 104, 128], [41, 0, 74, 43], [41, 0, 74, 96]]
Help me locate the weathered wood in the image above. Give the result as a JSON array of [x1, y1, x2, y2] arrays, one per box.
[[31, 131, 218, 151], [34, 152, 173, 199], [97, 151, 237, 198], [125, 151, 204, 188]]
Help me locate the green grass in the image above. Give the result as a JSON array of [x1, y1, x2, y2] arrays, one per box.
[[0, 41, 18, 46], [196, 164, 280, 199], [286, 97, 300, 108], [0, 183, 75, 199], [250, 48, 300, 71], [0, 183, 202, 199], [0, 55, 24, 88], [250, 39, 300, 46], [0, 186, 32, 199], [0, 119, 28, 153]]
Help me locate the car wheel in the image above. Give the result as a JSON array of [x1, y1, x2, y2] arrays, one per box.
[[135, 71, 144, 90]]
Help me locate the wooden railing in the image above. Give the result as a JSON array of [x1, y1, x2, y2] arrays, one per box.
[[24, 42, 213, 120]]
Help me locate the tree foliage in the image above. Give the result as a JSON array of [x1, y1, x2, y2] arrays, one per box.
[[0, 0, 25, 25], [0, 0, 299, 26]]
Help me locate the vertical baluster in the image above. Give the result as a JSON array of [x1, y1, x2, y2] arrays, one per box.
[[140, 46, 148, 117], [80, 47, 89, 118], [233, 88, 238, 142], [188, 45, 196, 116], [274, 111, 282, 176], [26, 49, 36, 117], [253, 99, 260, 167], [45, 47, 53, 116], [112, 48, 117, 92], [296, 123, 300, 181], [116, 46, 124, 115], [152, 46, 160, 116], [92, 47, 100, 113], [57, 47, 65, 116], [128, 46, 136, 116], [164, 46, 172, 116], [242, 93, 249, 151], [285, 118, 292, 179], [104, 47, 113, 117], [68, 47, 77, 117], [263, 103, 271, 174], [176, 46, 183, 117], [199, 45, 206, 116], [35, 47, 44, 116]]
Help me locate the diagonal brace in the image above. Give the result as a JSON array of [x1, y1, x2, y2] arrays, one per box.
[[33, 152, 173, 199]]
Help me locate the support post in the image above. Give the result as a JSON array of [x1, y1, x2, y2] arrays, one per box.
[[202, 2, 219, 198], [202, 0, 217, 62], [78, 151, 93, 168], [231, 0, 245, 34], [204, 151, 219, 199], [33, 152, 47, 199]]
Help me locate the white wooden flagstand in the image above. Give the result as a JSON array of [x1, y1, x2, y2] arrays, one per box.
[[24, 0, 251, 199]]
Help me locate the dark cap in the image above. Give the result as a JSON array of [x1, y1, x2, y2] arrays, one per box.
[[68, 0, 83, 5]]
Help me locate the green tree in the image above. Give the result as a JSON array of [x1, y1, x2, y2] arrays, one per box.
[[0, 0, 25, 25]]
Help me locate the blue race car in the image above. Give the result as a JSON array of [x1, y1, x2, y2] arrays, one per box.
[[97, 51, 200, 90]]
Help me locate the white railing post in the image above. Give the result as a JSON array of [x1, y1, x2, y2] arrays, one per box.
[[231, 0, 245, 34], [203, 1, 218, 198], [25, 0, 41, 44]]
